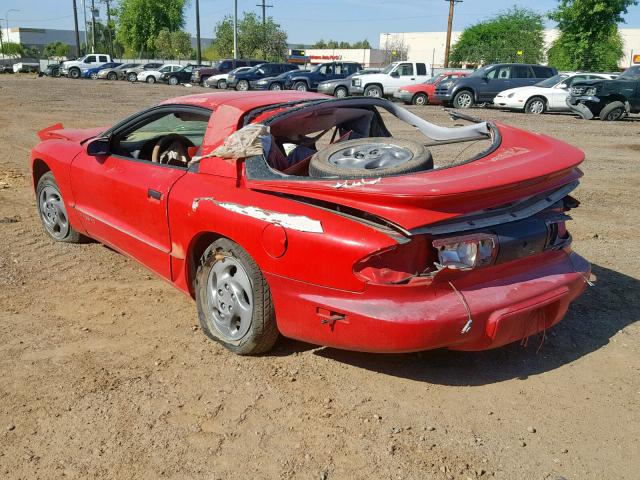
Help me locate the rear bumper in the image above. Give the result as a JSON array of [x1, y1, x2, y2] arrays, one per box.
[[267, 250, 590, 353]]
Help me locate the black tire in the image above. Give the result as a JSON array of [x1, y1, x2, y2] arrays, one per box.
[[524, 96, 546, 114], [128, 72, 137, 82], [453, 90, 474, 108], [334, 86, 348, 98], [363, 84, 383, 97], [269, 82, 283, 91], [69, 68, 81, 79], [293, 81, 308, 92], [36, 172, 85, 243], [107, 72, 117, 80], [412, 93, 428, 106], [90, 72, 98, 80], [309, 137, 433, 179], [599, 101, 626, 121], [168, 76, 179, 86], [236, 79, 249, 91], [195, 238, 278, 355], [217, 79, 227, 89], [146, 76, 156, 84], [53, 68, 61, 78]]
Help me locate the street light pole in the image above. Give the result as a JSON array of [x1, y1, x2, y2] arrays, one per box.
[[233, 0, 238, 59], [82, 0, 88, 54], [90, 0, 96, 53]]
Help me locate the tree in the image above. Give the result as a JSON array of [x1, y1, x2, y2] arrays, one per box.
[[154, 29, 193, 59], [450, 7, 545, 65], [548, 0, 637, 71], [312, 39, 327, 48], [115, 0, 187, 57], [0, 42, 24, 57], [43, 41, 70, 58], [352, 39, 371, 49], [210, 12, 288, 61]]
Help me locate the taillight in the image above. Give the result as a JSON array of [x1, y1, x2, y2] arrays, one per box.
[[354, 236, 432, 285], [432, 233, 498, 270]]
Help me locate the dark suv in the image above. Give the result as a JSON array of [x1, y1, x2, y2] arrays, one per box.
[[283, 61, 362, 92], [191, 58, 264, 84], [567, 66, 640, 120], [435, 63, 557, 108], [160, 64, 208, 85], [227, 63, 299, 91]]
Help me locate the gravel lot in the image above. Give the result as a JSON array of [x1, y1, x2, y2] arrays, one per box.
[[1, 75, 639, 480]]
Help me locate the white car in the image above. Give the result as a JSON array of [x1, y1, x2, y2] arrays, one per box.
[[204, 66, 253, 89], [137, 64, 183, 84], [494, 73, 616, 114]]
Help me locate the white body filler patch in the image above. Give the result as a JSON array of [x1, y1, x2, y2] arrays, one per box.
[[191, 197, 323, 233]]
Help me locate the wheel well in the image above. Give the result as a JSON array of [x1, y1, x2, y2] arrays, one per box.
[[454, 88, 474, 98], [32, 159, 50, 190], [186, 231, 222, 297], [293, 79, 309, 86], [528, 95, 547, 103], [604, 94, 628, 104], [334, 85, 347, 93], [364, 83, 384, 92], [413, 91, 427, 99]]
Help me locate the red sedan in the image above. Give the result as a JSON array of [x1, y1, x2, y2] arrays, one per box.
[[393, 72, 469, 105], [31, 91, 590, 355]]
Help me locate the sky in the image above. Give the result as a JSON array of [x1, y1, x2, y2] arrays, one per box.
[[2, 0, 639, 46]]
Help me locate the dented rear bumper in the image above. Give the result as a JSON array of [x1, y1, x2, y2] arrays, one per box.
[[267, 250, 590, 353]]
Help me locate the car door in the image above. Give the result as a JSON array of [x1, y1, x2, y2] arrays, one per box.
[[632, 80, 640, 111], [510, 64, 535, 88], [83, 55, 97, 67], [548, 75, 587, 109], [386, 63, 415, 94], [70, 105, 211, 279], [481, 65, 512, 102]]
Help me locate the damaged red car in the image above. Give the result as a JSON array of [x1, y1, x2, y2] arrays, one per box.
[[31, 91, 591, 355]]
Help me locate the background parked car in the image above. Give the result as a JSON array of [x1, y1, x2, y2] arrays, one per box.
[[60, 54, 111, 79], [494, 72, 616, 114], [227, 63, 299, 91], [97, 63, 140, 80], [284, 61, 362, 92], [350, 61, 432, 98], [137, 64, 182, 84], [393, 71, 470, 105], [125, 63, 164, 82], [160, 64, 207, 85], [568, 65, 640, 120], [192, 59, 264, 85], [203, 66, 252, 89], [82, 62, 122, 79], [435, 63, 557, 108], [317, 69, 381, 97], [41, 62, 64, 77], [251, 69, 309, 90]]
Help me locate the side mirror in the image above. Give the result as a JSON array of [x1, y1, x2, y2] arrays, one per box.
[[390, 70, 400, 78], [87, 137, 110, 156], [558, 83, 568, 89]]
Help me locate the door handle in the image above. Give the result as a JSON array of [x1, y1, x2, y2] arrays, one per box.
[[147, 189, 163, 200], [410, 77, 415, 80]]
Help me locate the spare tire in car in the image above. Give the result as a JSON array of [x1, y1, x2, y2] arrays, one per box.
[[309, 137, 433, 179]]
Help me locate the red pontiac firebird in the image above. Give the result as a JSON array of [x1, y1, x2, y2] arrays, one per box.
[[392, 71, 469, 106], [31, 91, 591, 355]]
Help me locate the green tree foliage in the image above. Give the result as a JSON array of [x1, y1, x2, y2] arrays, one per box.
[[154, 29, 193, 59], [115, 0, 187, 56], [548, 0, 636, 70], [210, 12, 288, 61], [43, 41, 70, 58], [311, 39, 372, 49], [0, 42, 24, 57], [450, 7, 545, 65]]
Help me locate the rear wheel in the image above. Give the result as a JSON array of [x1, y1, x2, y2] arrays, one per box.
[[525, 96, 546, 114], [293, 81, 308, 92], [195, 238, 278, 355], [334, 86, 348, 98], [107, 72, 117, 80], [146, 76, 156, 84], [412, 93, 428, 106], [236, 79, 249, 91], [217, 79, 227, 89], [36, 172, 85, 243], [169, 76, 179, 86], [453, 90, 474, 108], [600, 101, 626, 121], [363, 84, 383, 97], [127, 72, 137, 82]]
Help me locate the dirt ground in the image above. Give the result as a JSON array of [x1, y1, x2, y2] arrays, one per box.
[[1, 75, 639, 480]]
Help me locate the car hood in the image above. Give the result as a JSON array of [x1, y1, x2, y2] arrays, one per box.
[[244, 122, 583, 231], [37, 124, 106, 143]]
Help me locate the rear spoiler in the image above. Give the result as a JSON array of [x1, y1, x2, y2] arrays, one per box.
[[37, 123, 64, 141]]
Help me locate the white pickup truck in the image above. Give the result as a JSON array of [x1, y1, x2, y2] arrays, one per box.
[[349, 61, 432, 98], [60, 53, 112, 79]]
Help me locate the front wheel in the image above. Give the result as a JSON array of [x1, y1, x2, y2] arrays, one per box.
[[363, 84, 383, 97], [334, 86, 348, 98], [107, 72, 117, 80], [90, 72, 98, 80], [269, 83, 282, 91], [169, 76, 179, 85], [127, 72, 137, 82], [525, 96, 546, 114], [236, 79, 249, 91], [36, 172, 85, 243], [69, 68, 81, 79], [293, 81, 308, 92], [195, 238, 278, 355], [600, 101, 626, 121], [453, 90, 474, 108], [217, 79, 227, 89], [412, 93, 428, 106], [146, 76, 156, 84]]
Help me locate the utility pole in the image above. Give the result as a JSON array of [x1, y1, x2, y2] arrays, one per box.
[[90, 0, 97, 53], [256, 0, 273, 25], [72, 0, 81, 57], [443, 0, 461, 68], [82, 0, 88, 54], [233, 0, 238, 59], [195, 0, 201, 64], [103, 0, 113, 57]]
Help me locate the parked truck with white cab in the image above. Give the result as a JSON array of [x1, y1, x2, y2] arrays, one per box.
[[349, 61, 431, 98], [60, 54, 112, 79]]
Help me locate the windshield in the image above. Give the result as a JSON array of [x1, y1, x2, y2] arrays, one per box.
[[535, 74, 569, 88], [380, 63, 397, 74], [471, 65, 492, 77], [618, 66, 640, 80]]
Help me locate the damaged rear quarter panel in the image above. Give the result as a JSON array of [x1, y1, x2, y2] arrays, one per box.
[[167, 172, 399, 294]]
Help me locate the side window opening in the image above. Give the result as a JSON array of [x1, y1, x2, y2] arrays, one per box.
[[398, 63, 414, 76], [416, 63, 427, 76]]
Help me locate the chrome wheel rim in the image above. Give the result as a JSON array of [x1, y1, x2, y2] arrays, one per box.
[[607, 109, 622, 120], [456, 92, 472, 108], [414, 94, 426, 105], [237, 80, 249, 91], [218, 81, 227, 89], [39, 185, 69, 239], [335, 87, 347, 98], [206, 256, 253, 341], [529, 99, 544, 114], [328, 142, 413, 170], [366, 87, 381, 97], [270, 84, 282, 90], [90, 73, 98, 79]]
